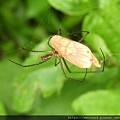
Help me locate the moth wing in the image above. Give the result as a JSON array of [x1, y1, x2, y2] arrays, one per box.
[[64, 43, 93, 68], [62, 41, 101, 68], [50, 35, 101, 68]]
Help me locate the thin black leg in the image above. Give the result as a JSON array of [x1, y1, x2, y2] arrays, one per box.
[[54, 57, 60, 66], [9, 59, 49, 67], [57, 29, 61, 35], [48, 37, 53, 49], [47, 29, 62, 50], [59, 57, 87, 82], [78, 31, 89, 42]]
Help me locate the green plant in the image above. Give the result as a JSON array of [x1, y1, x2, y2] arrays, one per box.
[[0, 0, 120, 115]]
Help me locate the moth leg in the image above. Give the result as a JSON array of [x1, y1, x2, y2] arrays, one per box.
[[54, 57, 60, 66], [62, 48, 105, 74], [59, 57, 87, 82], [78, 31, 89, 42]]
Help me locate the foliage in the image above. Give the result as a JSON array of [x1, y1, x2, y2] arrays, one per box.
[[0, 0, 120, 116]]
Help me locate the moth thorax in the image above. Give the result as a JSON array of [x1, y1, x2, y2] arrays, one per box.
[[40, 54, 53, 60]]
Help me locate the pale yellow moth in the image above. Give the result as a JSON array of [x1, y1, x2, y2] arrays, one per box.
[[50, 35, 101, 68]]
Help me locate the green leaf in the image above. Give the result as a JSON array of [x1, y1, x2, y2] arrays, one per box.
[[12, 78, 39, 113], [98, 0, 120, 32], [86, 67, 119, 84], [48, 0, 97, 15], [0, 58, 20, 112], [72, 89, 120, 115], [82, 0, 120, 62], [12, 38, 65, 113], [31, 80, 106, 115], [0, 101, 6, 115], [26, 0, 49, 18]]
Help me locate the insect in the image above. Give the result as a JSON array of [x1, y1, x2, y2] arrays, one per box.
[[9, 29, 105, 82]]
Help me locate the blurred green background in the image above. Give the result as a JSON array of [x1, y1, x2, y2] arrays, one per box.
[[0, 0, 120, 116]]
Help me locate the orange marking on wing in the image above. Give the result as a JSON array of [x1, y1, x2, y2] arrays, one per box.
[[50, 35, 101, 68]]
